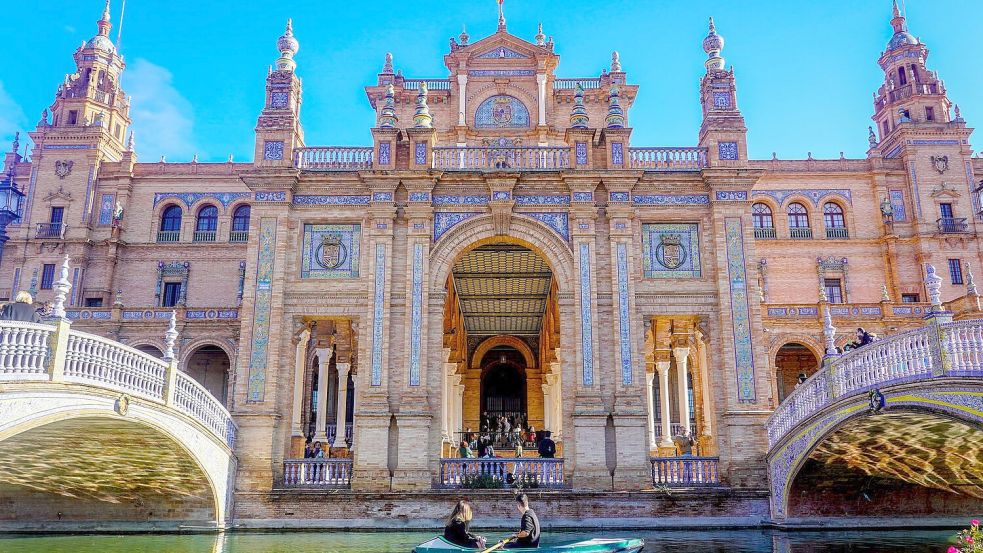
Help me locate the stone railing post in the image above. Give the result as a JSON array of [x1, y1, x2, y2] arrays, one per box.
[[922, 264, 954, 376], [162, 310, 180, 405], [46, 255, 73, 383]]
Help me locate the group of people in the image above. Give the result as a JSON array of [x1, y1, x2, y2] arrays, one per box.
[[459, 428, 556, 460], [0, 292, 43, 323], [794, 327, 880, 388], [302, 438, 326, 458], [444, 494, 540, 549]]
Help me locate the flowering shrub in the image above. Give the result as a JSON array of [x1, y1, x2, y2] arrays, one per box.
[[950, 519, 982, 553]]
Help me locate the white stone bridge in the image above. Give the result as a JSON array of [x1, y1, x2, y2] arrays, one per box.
[[0, 262, 236, 530], [766, 293, 983, 520]]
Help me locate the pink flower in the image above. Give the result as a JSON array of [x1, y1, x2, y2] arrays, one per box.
[[966, 536, 974, 544], [972, 519, 980, 527], [947, 546, 960, 553]]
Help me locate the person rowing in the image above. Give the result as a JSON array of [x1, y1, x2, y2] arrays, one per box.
[[505, 493, 540, 549]]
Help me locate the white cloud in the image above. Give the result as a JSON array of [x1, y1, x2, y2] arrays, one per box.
[[64, 25, 76, 34], [0, 81, 26, 150], [124, 58, 199, 161]]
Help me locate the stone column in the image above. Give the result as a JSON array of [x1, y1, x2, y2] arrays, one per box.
[[335, 361, 351, 447], [457, 74, 468, 126], [454, 377, 465, 435], [656, 361, 673, 448], [313, 347, 333, 444], [644, 370, 656, 450], [536, 73, 547, 127], [674, 347, 692, 435], [541, 382, 552, 434], [290, 327, 311, 438]]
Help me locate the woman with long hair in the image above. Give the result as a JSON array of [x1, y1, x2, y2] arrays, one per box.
[[443, 500, 486, 548]]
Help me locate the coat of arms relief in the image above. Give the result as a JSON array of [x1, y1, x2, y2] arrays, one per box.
[[54, 160, 73, 179], [930, 154, 949, 174]]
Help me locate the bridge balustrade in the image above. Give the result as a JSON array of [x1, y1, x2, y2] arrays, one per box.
[[766, 316, 983, 448], [0, 322, 53, 379], [64, 331, 168, 400], [650, 456, 721, 487], [438, 458, 565, 489], [282, 459, 352, 488]]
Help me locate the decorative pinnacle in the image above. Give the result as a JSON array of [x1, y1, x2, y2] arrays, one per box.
[[51, 255, 73, 320], [605, 85, 625, 129], [881, 284, 890, 302], [535, 23, 545, 46], [611, 51, 622, 72], [569, 84, 589, 129], [968, 268, 979, 296], [822, 304, 837, 356], [703, 16, 725, 72], [163, 310, 179, 362], [925, 264, 943, 311], [891, 0, 907, 32], [96, 0, 113, 37], [127, 130, 135, 151], [459, 25, 469, 46], [413, 82, 433, 129], [379, 84, 398, 129], [382, 52, 394, 74], [275, 18, 299, 72], [497, 0, 506, 31]]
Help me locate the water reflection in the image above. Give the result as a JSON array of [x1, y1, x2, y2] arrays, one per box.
[[0, 529, 956, 553]]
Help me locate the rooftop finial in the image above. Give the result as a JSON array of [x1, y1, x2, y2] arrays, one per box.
[[605, 85, 626, 129], [127, 130, 135, 151], [570, 84, 590, 129], [86, 0, 115, 52], [382, 52, 394, 74], [890, 0, 908, 32], [703, 16, 725, 72], [497, 0, 506, 31], [11, 132, 19, 155], [379, 84, 398, 129], [101, 0, 111, 25], [611, 51, 622, 72], [413, 83, 433, 129], [459, 25, 470, 46], [535, 23, 545, 46], [275, 18, 299, 72]]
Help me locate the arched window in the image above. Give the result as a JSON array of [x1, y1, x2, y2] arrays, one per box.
[[752, 203, 774, 228], [158, 205, 182, 242], [232, 205, 251, 232], [787, 202, 812, 239], [823, 202, 848, 238], [194, 205, 218, 242]]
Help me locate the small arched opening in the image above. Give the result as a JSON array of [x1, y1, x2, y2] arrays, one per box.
[[775, 343, 820, 403], [183, 345, 231, 406]]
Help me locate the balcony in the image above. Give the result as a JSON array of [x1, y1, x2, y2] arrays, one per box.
[[229, 231, 249, 243], [432, 146, 570, 171], [825, 227, 849, 239], [628, 147, 708, 171], [789, 227, 813, 239], [650, 457, 721, 487], [401, 79, 451, 91], [282, 459, 352, 489], [553, 78, 602, 90], [35, 223, 67, 239], [753, 227, 776, 239], [295, 147, 374, 171], [193, 230, 216, 242], [156, 230, 180, 243], [437, 458, 566, 489], [938, 217, 968, 234]]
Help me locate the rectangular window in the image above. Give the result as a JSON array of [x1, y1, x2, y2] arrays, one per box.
[[882, 120, 890, 136], [949, 259, 964, 285], [940, 203, 954, 219], [50, 207, 64, 225], [84, 298, 103, 307], [40, 264, 56, 289], [162, 282, 182, 307], [902, 293, 920, 303], [67, 110, 78, 125], [114, 124, 121, 139], [824, 278, 844, 304], [925, 107, 935, 121]]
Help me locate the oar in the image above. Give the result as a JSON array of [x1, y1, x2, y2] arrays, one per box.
[[479, 537, 514, 553]]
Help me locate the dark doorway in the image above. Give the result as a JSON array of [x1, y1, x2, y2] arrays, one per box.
[[481, 362, 526, 421]]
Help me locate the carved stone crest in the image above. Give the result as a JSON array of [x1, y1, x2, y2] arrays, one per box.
[[54, 160, 73, 179], [316, 234, 347, 269], [656, 234, 686, 270], [931, 155, 949, 174], [115, 394, 130, 416]]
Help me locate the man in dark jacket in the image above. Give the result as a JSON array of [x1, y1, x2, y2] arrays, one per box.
[[1, 292, 42, 323], [537, 431, 556, 459]]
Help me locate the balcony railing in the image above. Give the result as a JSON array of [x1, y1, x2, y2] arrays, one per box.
[[283, 459, 352, 488], [653, 422, 692, 439], [938, 217, 968, 234], [229, 231, 249, 243], [325, 422, 354, 447], [295, 147, 374, 171], [438, 458, 565, 489], [432, 146, 570, 171], [628, 147, 708, 171], [193, 230, 216, 242], [402, 79, 452, 91], [553, 78, 602, 90], [651, 457, 721, 487], [789, 227, 813, 239], [825, 226, 849, 239], [156, 230, 180, 243], [35, 223, 67, 239], [753, 227, 776, 239]]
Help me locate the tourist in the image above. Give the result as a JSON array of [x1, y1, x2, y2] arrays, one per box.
[[303, 438, 314, 459], [443, 500, 486, 549], [312, 441, 325, 458], [0, 291, 42, 323], [515, 438, 523, 458], [505, 493, 540, 549], [477, 437, 488, 458], [485, 441, 496, 458], [674, 430, 694, 457], [537, 431, 556, 459], [849, 327, 875, 350], [794, 373, 807, 389], [480, 412, 489, 431], [459, 440, 473, 458], [503, 418, 512, 444]]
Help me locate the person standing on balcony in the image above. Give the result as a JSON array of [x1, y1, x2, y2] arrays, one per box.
[[1, 292, 42, 323], [537, 431, 556, 459], [459, 440, 473, 458]]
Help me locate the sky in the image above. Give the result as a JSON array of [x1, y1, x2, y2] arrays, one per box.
[[0, 1, 980, 163]]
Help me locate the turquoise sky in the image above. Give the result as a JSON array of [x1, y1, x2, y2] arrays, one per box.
[[1, 1, 980, 162]]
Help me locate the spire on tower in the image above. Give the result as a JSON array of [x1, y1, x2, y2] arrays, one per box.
[[535, 23, 545, 46], [703, 17, 725, 72], [886, 0, 917, 50], [86, 0, 116, 53], [275, 19, 299, 72], [382, 52, 394, 74], [605, 85, 626, 129], [570, 84, 589, 129], [413, 83, 433, 128], [497, 0, 506, 31]]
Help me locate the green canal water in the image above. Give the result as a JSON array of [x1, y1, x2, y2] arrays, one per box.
[[0, 529, 959, 552]]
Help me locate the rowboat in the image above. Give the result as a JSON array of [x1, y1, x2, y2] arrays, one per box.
[[413, 537, 644, 553]]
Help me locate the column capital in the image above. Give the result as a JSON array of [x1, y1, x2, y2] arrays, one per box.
[[672, 346, 691, 363], [655, 360, 671, 373], [315, 346, 333, 367], [336, 361, 352, 377]]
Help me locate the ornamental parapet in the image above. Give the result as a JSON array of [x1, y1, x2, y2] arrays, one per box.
[[62, 306, 239, 323]]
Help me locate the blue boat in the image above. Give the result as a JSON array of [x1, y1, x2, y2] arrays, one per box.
[[413, 536, 644, 553]]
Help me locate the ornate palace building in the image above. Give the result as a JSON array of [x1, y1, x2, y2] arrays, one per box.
[[1, 1, 981, 526]]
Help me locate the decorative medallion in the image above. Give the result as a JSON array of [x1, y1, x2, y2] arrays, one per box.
[[475, 95, 530, 129], [301, 224, 361, 279], [316, 234, 347, 270], [54, 160, 73, 179], [657, 234, 686, 269], [115, 394, 130, 416], [868, 389, 886, 413], [931, 154, 949, 174]]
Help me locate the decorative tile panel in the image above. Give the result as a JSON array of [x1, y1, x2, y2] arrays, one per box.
[[718, 141, 739, 160], [469, 69, 536, 77], [713, 91, 732, 109], [82, 166, 95, 223], [248, 217, 277, 402], [270, 91, 289, 109], [883, 144, 903, 159], [633, 194, 710, 206], [293, 195, 370, 206], [409, 192, 431, 202], [522, 212, 569, 241], [409, 243, 424, 387], [616, 242, 633, 386], [264, 140, 285, 161], [415, 142, 428, 165], [154, 192, 251, 208], [724, 217, 756, 402], [371, 243, 387, 387], [476, 47, 528, 59], [433, 195, 489, 205], [434, 212, 479, 241], [609, 192, 630, 203], [910, 164, 922, 217], [378, 142, 391, 165], [578, 243, 595, 386], [715, 191, 748, 201], [641, 223, 702, 279], [301, 224, 361, 279], [575, 142, 588, 165], [889, 189, 907, 222], [491, 191, 512, 201], [372, 192, 394, 202], [475, 95, 531, 128], [98, 194, 115, 225], [572, 192, 594, 203], [611, 142, 624, 165], [254, 191, 287, 202], [515, 195, 570, 206]]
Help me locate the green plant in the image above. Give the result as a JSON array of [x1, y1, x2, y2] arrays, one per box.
[[949, 519, 982, 553], [461, 473, 503, 489]]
